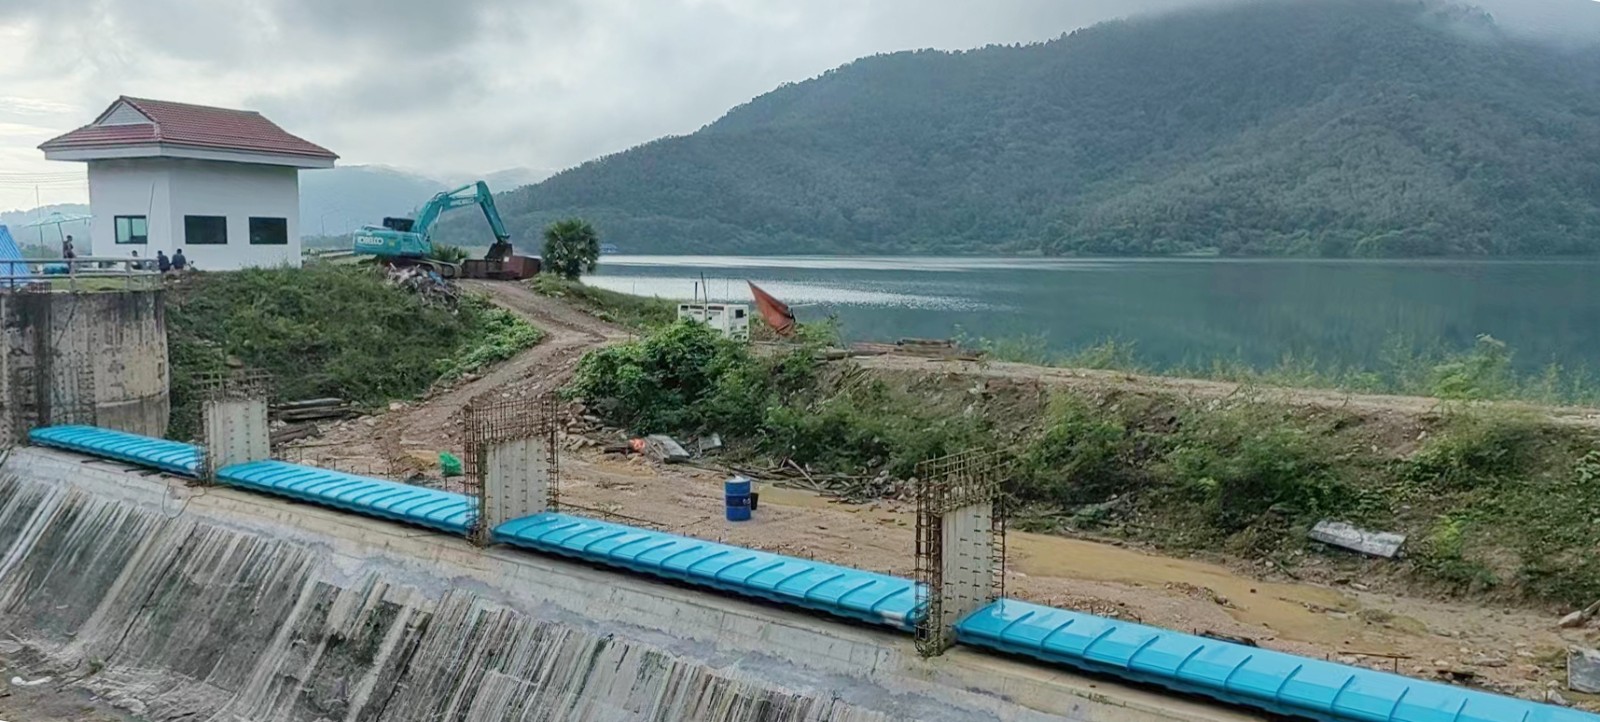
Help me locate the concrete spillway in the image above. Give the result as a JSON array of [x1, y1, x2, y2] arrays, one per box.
[[0, 447, 1249, 721]]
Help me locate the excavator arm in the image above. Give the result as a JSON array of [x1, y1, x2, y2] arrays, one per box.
[[411, 181, 514, 261]]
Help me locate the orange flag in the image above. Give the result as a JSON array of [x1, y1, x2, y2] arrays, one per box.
[[748, 281, 796, 337]]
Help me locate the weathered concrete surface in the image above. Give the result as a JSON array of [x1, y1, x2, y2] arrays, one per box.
[[0, 447, 1258, 721], [1, 290, 169, 439]]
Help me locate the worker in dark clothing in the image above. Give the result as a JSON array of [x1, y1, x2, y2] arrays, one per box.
[[62, 235, 76, 260], [172, 248, 187, 272], [156, 251, 172, 274]]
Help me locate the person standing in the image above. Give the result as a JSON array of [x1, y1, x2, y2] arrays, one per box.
[[156, 250, 172, 275], [62, 234, 76, 260], [172, 248, 187, 272]]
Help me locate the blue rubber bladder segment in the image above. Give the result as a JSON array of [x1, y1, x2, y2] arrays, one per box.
[[29, 425, 202, 476], [493, 512, 922, 630], [955, 599, 1598, 722], [216, 460, 476, 535]]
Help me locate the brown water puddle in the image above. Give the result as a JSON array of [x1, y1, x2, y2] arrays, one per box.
[[758, 484, 1425, 655], [1007, 533, 1423, 652]]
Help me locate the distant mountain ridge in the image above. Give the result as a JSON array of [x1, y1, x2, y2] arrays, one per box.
[[458, 0, 1600, 257]]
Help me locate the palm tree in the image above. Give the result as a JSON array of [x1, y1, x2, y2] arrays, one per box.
[[542, 219, 601, 280]]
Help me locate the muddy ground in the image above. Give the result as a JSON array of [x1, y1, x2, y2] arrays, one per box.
[[286, 280, 1596, 709]]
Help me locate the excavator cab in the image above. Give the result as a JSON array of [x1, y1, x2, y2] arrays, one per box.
[[382, 217, 415, 232]]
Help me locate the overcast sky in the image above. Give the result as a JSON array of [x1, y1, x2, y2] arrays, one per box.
[[1, 0, 1594, 211], [0, 0, 1234, 210]]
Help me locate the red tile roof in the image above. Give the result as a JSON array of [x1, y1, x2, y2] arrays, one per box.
[[39, 96, 337, 160]]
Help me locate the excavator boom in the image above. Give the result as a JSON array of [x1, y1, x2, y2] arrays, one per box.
[[350, 180, 538, 280]]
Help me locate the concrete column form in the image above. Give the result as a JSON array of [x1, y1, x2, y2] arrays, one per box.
[[202, 398, 270, 477], [939, 502, 995, 634], [480, 436, 552, 536]]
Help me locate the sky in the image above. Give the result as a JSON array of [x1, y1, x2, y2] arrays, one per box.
[[0, 0, 1594, 212], [0, 0, 1231, 210]]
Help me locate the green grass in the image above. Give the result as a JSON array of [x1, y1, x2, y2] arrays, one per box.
[[167, 265, 542, 438], [962, 332, 1600, 407], [530, 274, 676, 330]]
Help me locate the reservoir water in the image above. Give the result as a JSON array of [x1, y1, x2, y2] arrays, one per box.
[[587, 255, 1600, 374]]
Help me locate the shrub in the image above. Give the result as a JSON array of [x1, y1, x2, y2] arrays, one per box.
[[1405, 408, 1543, 489], [1018, 395, 1137, 506], [1163, 402, 1355, 532], [1428, 335, 1514, 400]]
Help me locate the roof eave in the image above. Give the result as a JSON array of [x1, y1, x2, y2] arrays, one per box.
[[42, 143, 336, 168]]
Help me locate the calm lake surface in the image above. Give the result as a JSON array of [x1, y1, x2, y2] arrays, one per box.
[[586, 256, 1600, 374]]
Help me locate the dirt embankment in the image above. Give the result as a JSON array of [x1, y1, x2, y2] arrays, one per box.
[[288, 282, 1596, 708]]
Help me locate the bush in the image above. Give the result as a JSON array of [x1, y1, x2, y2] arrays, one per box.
[[1163, 403, 1355, 532], [1428, 335, 1514, 400], [1405, 408, 1543, 489], [1413, 515, 1499, 592], [569, 320, 988, 477], [1019, 395, 1138, 506], [568, 320, 754, 433], [435, 300, 544, 380]]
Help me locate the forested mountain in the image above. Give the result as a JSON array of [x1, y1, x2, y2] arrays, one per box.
[[460, 0, 1600, 257]]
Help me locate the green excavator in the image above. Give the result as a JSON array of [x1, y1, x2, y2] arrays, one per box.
[[350, 180, 539, 280]]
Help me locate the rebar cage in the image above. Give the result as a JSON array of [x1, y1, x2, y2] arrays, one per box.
[[196, 369, 273, 402], [462, 392, 559, 542], [913, 448, 1009, 656]]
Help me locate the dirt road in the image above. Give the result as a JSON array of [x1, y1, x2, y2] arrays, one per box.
[[293, 280, 630, 482], [290, 282, 1591, 707]]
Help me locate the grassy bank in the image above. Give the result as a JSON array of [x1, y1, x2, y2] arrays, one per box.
[[530, 275, 676, 329], [962, 332, 1600, 408], [167, 264, 542, 438], [568, 319, 1600, 610]]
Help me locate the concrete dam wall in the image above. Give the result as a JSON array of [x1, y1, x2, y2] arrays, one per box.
[[0, 290, 170, 441], [0, 447, 1246, 722]]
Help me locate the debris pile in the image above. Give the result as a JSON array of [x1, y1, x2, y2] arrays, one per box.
[[386, 265, 460, 307]]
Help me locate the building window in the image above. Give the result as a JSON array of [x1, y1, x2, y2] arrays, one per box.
[[184, 215, 228, 245], [249, 217, 288, 245], [114, 215, 148, 244]]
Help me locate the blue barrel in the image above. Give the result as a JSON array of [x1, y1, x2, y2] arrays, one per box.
[[725, 477, 752, 522]]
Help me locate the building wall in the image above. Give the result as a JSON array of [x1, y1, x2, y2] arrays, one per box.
[[87, 159, 171, 256], [87, 158, 302, 270]]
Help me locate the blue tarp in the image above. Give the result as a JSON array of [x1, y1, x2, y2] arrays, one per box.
[[0, 225, 36, 288]]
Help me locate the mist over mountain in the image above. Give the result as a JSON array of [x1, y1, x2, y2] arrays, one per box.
[[459, 0, 1600, 257]]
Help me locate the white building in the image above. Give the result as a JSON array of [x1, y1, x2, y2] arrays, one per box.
[[39, 96, 337, 270]]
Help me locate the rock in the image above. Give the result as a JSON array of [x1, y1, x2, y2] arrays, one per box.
[[388, 401, 405, 412], [1350, 582, 1371, 592], [113, 697, 148, 715], [1471, 655, 1508, 668], [1559, 599, 1600, 628], [1547, 690, 1571, 707]]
